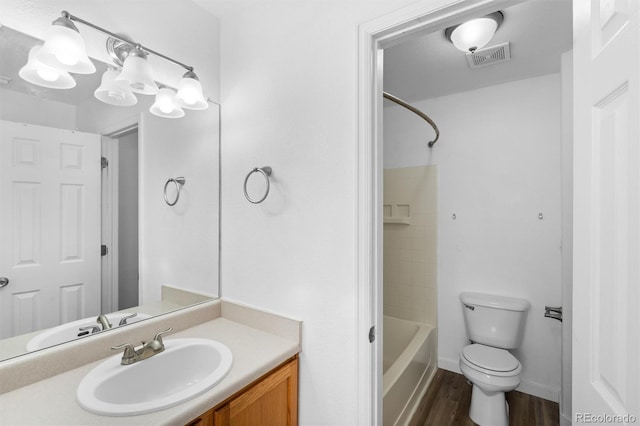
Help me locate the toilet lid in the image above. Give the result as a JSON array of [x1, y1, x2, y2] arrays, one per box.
[[462, 344, 519, 372]]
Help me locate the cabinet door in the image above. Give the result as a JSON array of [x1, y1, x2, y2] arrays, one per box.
[[216, 358, 298, 426], [186, 410, 213, 426]]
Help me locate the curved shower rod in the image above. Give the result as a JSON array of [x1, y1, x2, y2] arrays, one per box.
[[383, 91, 440, 147]]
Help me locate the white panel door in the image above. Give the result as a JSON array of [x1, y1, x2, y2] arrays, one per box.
[[573, 0, 640, 422], [0, 121, 101, 339]]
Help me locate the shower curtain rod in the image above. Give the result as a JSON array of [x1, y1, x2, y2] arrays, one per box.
[[383, 91, 440, 147]]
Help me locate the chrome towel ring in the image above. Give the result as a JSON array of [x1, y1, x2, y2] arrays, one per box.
[[243, 166, 272, 204], [164, 177, 186, 206]]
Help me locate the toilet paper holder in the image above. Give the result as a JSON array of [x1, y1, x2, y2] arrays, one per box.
[[544, 306, 563, 322]]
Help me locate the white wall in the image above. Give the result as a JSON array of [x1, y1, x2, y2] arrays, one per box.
[[0, 87, 76, 129], [139, 106, 220, 303], [384, 74, 564, 402], [209, 1, 416, 424], [75, 96, 153, 134]]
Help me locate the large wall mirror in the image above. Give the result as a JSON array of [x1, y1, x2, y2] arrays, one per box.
[[0, 25, 220, 362]]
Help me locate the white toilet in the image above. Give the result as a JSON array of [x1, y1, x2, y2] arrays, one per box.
[[459, 292, 530, 426]]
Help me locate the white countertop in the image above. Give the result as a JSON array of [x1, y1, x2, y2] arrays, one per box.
[[0, 301, 301, 425]]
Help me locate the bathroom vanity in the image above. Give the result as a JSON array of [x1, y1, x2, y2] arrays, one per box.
[[186, 356, 298, 426], [0, 300, 301, 425]]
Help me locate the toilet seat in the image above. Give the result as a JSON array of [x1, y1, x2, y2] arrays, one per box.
[[461, 344, 520, 376]]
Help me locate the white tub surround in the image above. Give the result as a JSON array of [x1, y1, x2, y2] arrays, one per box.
[[383, 316, 437, 426], [383, 166, 437, 325], [0, 299, 301, 425]]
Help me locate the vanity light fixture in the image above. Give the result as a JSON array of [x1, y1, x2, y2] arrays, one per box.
[[37, 12, 95, 74], [94, 68, 137, 106], [116, 45, 158, 95], [150, 87, 185, 118], [20, 10, 209, 117], [176, 70, 208, 110], [445, 11, 504, 53], [19, 45, 77, 89]]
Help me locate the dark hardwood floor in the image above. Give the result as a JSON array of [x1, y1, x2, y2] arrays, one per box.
[[409, 369, 559, 426]]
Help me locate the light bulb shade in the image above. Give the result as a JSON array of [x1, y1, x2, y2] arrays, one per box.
[[116, 48, 158, 95], [37, 17, 95, 74], [150, 87, 185, 118], [175, 73, 208, 110], [19, 45, 76, 89], [94, 69, 137, 106], [446, 12, 503, 53]]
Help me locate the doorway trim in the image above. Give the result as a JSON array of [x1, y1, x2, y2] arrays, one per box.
[[356, 0, 516, 423], [99, 116, 139, 314]]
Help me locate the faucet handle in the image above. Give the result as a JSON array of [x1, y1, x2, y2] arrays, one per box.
[[118, 313, 138, 326], [78, 325, 101, 335], [111, 343, 136, 359], [153, 328, 173, 345]]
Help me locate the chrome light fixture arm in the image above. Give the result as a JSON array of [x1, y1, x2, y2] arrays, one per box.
[[60, 10, 194, 72]]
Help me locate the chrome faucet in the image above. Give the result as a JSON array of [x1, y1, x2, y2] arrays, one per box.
[[96, 314, 113, 331], [111, 328, 173, 365]]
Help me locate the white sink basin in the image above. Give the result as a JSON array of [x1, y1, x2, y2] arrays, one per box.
[[26, 313, 151, 351], [77, 338, 233, 416]]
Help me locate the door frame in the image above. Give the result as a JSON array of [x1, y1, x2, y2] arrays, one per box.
[[101, 135, 119, 314], [99, 117, 139, 314], [356, 0, 527, 423]]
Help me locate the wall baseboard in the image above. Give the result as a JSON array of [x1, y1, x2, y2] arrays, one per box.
[[438, 356, 461, 374], [517, 380, 560, 403], [438, 357, 560, 403]]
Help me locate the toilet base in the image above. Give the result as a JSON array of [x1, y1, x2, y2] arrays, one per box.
[[468, 384, 509, 426]]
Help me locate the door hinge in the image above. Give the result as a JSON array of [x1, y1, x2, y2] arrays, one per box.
[[369, 326, 375, 343], [101, 157, 109, 169], [101, 245, 108, 256], [544, 306, 563, 322]]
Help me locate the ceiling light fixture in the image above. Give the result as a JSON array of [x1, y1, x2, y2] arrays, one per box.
[[19, 45, 76, 89], [445, 11, 504, 53], [20, 10, 209, 117]]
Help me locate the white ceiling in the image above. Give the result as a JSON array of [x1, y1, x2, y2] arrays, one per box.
[[383, 0, 573, 102]]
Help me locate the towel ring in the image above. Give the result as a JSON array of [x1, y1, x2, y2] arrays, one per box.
[[243, 167, 272, 204], [164, 177, 186, 206]]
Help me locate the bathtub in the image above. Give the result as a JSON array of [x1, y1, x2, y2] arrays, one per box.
[[383, 316, 437, 426]]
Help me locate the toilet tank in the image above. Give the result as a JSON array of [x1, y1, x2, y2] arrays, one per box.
[[460, 292, 530, 350]]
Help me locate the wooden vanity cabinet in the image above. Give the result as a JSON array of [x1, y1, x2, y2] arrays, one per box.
[[186, 356, 298, 426]]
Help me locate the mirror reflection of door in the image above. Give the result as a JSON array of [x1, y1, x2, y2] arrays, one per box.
[[0, 120, 101, 339], [0, 120, 140, 339]]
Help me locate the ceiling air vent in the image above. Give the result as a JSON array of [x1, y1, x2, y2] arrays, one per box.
[[466, 42, 511, 69]]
